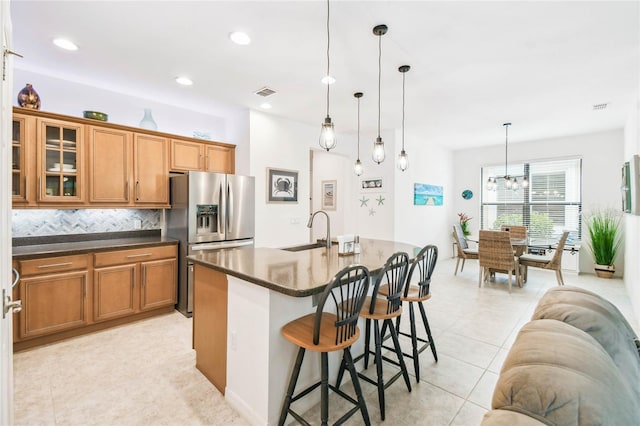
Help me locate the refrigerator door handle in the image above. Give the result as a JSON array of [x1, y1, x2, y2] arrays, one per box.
[[227, 182, 233, 234], [218, 181, 225, 240]]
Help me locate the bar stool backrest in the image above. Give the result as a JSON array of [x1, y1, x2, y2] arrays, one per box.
[[314, 264, 371, 346], [404, 245, 438, 298], [369, 252, 409, 316]]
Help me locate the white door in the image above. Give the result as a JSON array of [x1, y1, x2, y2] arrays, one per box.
[[0, 1, 16, 424]]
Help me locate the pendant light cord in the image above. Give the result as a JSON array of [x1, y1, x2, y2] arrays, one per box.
[[401, 71, 405, 150], [377, 33, 382, 138], [357, 96, 361, 158], [325, 0, 330, 117], [504, 123, 509, 176]]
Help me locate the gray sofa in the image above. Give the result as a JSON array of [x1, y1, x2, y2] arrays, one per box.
[[482, 286, 640, 425]]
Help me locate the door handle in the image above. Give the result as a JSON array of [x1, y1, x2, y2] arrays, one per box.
[[227, 183, 233, 234], [3, 268, 22, 318]]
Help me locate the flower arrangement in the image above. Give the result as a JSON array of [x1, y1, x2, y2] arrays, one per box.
[[458, 212, 472, 237]]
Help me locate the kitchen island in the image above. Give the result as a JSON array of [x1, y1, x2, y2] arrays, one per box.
[[187, 238, 420, 425]]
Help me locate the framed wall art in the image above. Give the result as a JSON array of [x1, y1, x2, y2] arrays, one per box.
[[361, 177, 383, 192], [267, 168, 298, 203], [321, 180, 337, 210], [414, 183, 443, 206]]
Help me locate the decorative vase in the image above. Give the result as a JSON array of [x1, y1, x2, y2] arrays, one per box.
[[139, 108, 157, 130], [17, 83, 41, 109], [594, 264, 615, 279]]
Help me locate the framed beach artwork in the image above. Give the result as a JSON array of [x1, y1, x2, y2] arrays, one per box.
[[414, 183, 443, 206], [321, 180, 337, 210], [361, 177, 383, 192], [267, 168, 298, 203]]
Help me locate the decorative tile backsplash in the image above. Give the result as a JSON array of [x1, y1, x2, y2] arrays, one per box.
[[12, 209, 162, 237]]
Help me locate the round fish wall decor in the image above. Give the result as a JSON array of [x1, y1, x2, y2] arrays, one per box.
[[461, 189, 473, 200]]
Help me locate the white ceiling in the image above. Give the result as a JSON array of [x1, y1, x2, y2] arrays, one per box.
[[10, 0, 640, 150]]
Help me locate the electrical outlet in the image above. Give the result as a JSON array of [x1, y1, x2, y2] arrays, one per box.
[[133, 219, 142, 229]]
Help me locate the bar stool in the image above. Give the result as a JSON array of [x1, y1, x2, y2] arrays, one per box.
[[337, 252, 412, 421], [381, 245, 438, 382], [278, 264, 371, 426]]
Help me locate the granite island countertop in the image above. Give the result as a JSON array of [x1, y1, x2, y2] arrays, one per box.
[[187, 238, 421, 297], [12, 231, 178, 260]]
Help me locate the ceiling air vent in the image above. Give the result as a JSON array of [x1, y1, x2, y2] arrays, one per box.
[[592, 103, 608, 110], [255, 87, 276, 97]]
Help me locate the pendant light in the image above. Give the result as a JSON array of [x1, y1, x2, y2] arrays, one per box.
[[353, 92, 364, 176], [486, 123, 528, 191], [372, 24, 388, 164], [397, 65, 410, 171], [319, 0, 337, 151]]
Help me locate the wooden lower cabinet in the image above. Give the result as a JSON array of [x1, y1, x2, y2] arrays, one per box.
[[20, 270, 88, 339], [94, 264, 138, 322], [140, 258, 177, 311], [14, 244, 177, 351], [94, 246, 177, 320], [193, 264, 228, 394]]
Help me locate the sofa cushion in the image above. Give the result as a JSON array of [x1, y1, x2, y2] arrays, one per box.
[[532, 285, 640, 400], [482, 409, 547, 425], [492, 319, 639, 426]]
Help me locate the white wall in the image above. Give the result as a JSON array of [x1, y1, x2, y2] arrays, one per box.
[[249, 110, 399, 248], [394, 129, 455, 255], [624, 93, 640, 321], [453, 129, 625, 275]]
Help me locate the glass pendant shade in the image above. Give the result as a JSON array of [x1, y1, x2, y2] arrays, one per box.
[[372, 137, 385, 164], [397, 150, 409, 171], [319, 116, 337, 151], [522, 176, 529, 188], [354, 159, 363, 176]]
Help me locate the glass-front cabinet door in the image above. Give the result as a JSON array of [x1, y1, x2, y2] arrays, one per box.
[[11, 113, 35, 205], [38, 118, 83, 202]]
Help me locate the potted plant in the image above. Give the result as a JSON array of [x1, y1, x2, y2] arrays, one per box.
[[458, 213, 472, 237], [585, 208, 623, 278]]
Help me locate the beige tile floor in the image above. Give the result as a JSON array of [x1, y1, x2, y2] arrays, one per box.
[[13, 257, 638, 426]]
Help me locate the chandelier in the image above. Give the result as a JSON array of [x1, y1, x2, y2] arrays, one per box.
[[486, 122, 529, 191]]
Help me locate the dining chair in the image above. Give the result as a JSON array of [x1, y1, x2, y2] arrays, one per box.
[[501, 225, 529, 255], [478, 230, 521, 292], [452, 223, 478, 275], [519, 231, 570, 286], [501, 225, 528, 239], [279, 264, 372, 426]]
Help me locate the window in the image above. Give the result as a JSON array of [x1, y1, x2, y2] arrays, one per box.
[[481, 158, 582, 242]]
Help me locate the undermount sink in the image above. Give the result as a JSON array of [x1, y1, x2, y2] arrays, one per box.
[[282, 240, 336, 252]]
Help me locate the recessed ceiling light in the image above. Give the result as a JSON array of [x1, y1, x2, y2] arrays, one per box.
[[53, 38, 78, 51], [229, 31, 251, 45], [175, 76, 193, 86], [321, 75, 335, 85], [260, 102, 272, 109]]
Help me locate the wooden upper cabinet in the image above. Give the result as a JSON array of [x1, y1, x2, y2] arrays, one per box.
[[133, 133, 169, 205], [170, 139, 204, 171], [170, 138, 235, 174], [12, 108, 235, 208], [87, 126, 132, 204], [37, 117, 84, 204], [205, 144, 235, 174]]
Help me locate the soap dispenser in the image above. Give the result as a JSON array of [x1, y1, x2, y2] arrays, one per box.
[[354, 235, 361, 254]]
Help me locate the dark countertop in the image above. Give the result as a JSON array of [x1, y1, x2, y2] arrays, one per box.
[[187, 238, 421, 297], [12, 231, 178, 260]]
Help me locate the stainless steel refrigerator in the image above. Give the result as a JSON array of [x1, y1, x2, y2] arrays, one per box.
[[166, 171, 255, 316]]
